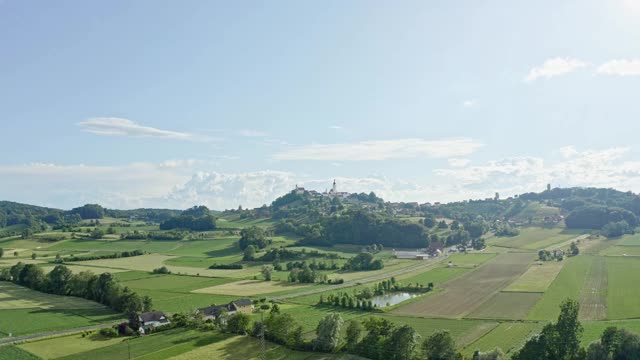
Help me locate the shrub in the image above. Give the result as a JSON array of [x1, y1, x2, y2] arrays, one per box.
[[152, 266, 171, 274], [99, 327, 119, 338]]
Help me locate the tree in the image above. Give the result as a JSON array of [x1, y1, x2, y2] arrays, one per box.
[[226, 313, 251, 335], [423, 215, 437, 228], [260, 265, 273, 281], [128, 312, 141, 330], [0, 248, 3, 258], [473, 348, 505, 360], [238, 226, 268, 250], [47, 265, 73, 295], [570, 242, 579, 256], [422, 330, 461, 360], [512, 299, 583, 360], [386, 324, 420, 360], [345, 320, 363, 351], [142, 295, 153, 312], [31, 253, 36, 260], [243, 245, 257, 261], [313, 313, 343, 352]]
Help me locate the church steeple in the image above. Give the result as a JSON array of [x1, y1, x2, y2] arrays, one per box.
[[332, 179, 337, 193]]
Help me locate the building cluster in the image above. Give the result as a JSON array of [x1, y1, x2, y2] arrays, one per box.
[[136, 298, 254, 333], [294, 179, 350, 199]]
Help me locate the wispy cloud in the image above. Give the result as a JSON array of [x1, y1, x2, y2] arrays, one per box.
[[329, 125, 343, 130], [462, 99, 478, 108], [238, 129, 269, 137], [78, 117, 201, 140], [448, 158, 471, 167], [525, 57, 587, 82], [273, 138, 484, 161], [597, 59, 640, 76]]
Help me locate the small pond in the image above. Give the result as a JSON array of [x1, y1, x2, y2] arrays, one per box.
[[370, 292, 421, 307]]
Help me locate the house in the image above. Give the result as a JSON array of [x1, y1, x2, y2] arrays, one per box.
[[229, 299, 254, 314], [196, 305, 230, 321], [196, 299, 254, 321], [139, 311, 170, 330]]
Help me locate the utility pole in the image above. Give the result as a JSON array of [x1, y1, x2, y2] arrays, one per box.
[[260, 310, 266, 360]]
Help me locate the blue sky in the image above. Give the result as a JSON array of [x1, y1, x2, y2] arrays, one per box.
[[2, 0, 640, 210]]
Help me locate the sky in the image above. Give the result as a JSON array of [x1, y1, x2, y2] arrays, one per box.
[[1, 0, 640, 210]]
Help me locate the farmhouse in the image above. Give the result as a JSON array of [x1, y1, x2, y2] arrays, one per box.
[[229, 298, 254, 314], [139, 311, 170, 329], [196, 298, 254, 321], [394, 249, 433, 260], [197, 304, 230, 321]]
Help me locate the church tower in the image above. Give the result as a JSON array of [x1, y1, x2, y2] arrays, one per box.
[[332, 179, 337, 193]]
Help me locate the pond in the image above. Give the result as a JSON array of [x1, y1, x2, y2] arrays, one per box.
[[370, 292, 421, 307]]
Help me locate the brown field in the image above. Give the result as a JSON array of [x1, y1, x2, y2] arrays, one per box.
[[579, 256, 608, 320], [392, 253, 533, 318], [467, 292, 543, 319]]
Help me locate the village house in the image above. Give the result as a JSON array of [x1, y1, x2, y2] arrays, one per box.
[[138, 311, 170, 333], [196, 298, 254, 321]]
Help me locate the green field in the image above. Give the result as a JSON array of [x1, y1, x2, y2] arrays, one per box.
[[607, 256, 640, 319], [488, 226, 584, 250], [377, 315, 497, 347], [18, 333, 125, 359], [461, 322, 544, 357], [503, 261, 565, 293], [527, 255, 592, 320], [0, 346, 41, 360], [55, 329, 224, 360], [468, 292, 543, 320]]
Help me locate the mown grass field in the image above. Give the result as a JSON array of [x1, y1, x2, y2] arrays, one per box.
[[193, 279, 312, 296], [607, 256, 640, 319], [55, 329, 224, 360], [527, 255, 592, 320], [503, 261, 565, 293], [167, 334, 361, 360], [461, 322, 543, 358], [488, 226, 583, 250], [18, 333, 125, 359], [0, 308, 120, 338], [468, 292, 543, 320], [378, 315, 498, 348], [0, 346, 41, 360]]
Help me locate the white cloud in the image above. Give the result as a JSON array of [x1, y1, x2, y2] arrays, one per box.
[[78, 118, 201, 140], [434, 147, 640, 199], [559, 145, 579, 159], [329, 125, 343, 130], [273, 138, 484, 161], [597, 59, 640, 76], [462, 99, 478, 108], [0, 161, 197, 209], [238, 129, 269, 137], [525, 57, 587, 82], [448, 158, 471, 167]]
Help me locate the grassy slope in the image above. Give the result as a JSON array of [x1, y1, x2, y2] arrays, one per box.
[[0, 346, 41, 360], [527, 255, 592, 320]]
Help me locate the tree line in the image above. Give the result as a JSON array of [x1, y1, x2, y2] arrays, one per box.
[[0, 264, 152, 314]]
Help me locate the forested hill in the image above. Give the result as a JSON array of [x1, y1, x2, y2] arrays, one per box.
[[2, 186, 640, 245], [0, 201, 181, 234]]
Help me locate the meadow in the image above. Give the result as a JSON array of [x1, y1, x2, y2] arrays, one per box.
[[487, 226, 584, 250]]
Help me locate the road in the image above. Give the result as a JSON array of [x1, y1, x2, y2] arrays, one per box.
[[0, 323, 116, 346], [270, 254, 450, 301]]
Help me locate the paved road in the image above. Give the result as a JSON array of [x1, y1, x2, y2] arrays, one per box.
[[270, 254, 450, 302], [0, 323, 116, 346]]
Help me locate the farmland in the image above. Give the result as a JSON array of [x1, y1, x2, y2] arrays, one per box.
[[3, 203, 640, 359], [0, 282, 121, 338], [487, 226, 584, 250], [391, 253, 533, 318]]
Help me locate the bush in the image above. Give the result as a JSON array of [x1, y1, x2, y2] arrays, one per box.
[[209, 263, 243, 270], [152, 266, 171, 274], [99, 327, 119, 338]]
